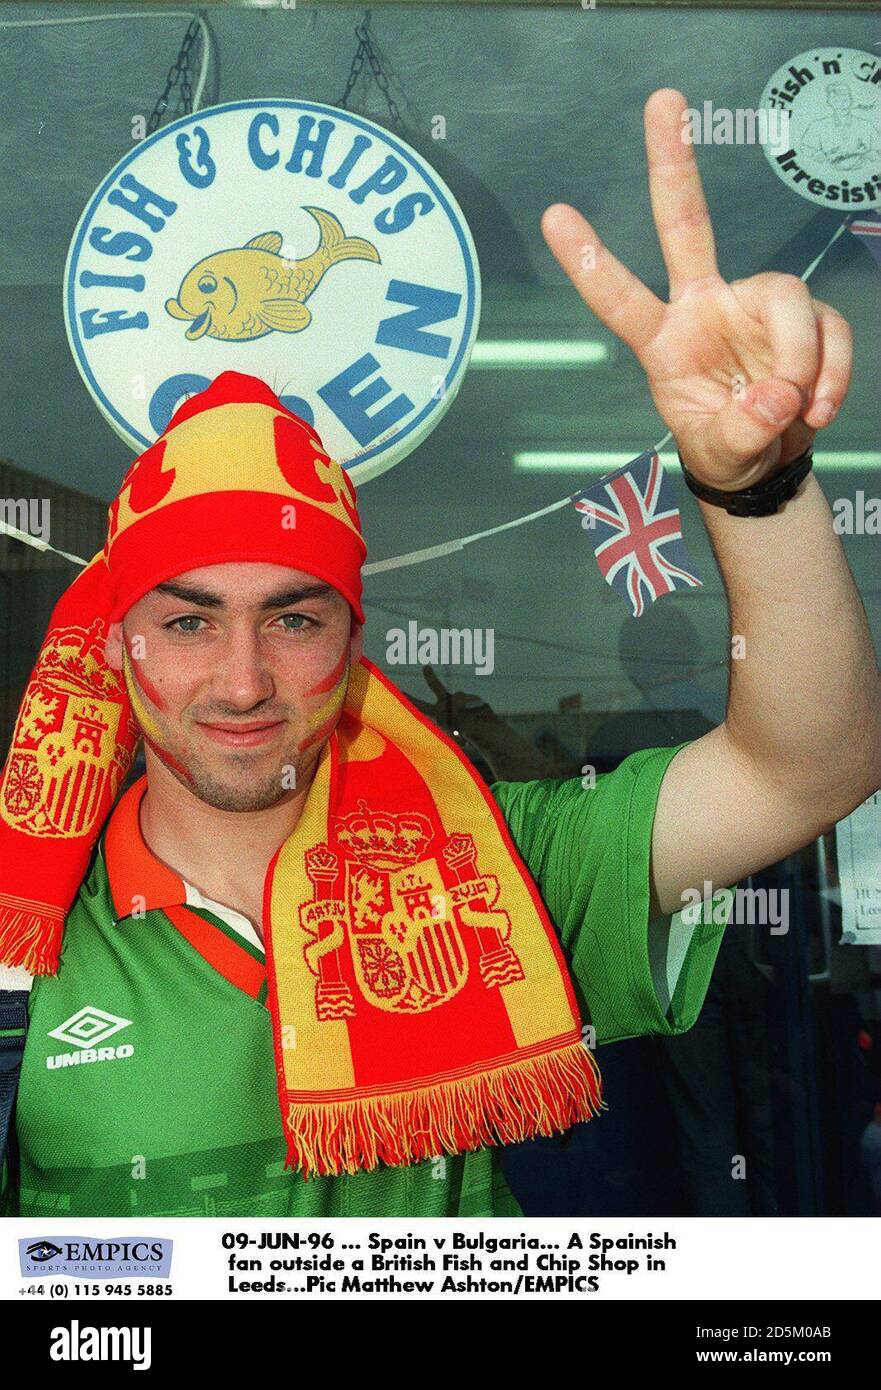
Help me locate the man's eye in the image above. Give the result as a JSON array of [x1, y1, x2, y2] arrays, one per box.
[[275, 613, 314, 632], [164, 616, 206, 633]]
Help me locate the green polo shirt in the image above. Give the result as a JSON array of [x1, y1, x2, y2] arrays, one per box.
[[1, 743, 729, 1218]]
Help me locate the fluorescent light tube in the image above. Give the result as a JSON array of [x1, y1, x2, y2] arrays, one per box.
[[513, 450, 881, 473], [470, 340, 611, 367]]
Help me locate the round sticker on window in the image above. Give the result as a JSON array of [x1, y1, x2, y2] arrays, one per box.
[[758, 48, 881, 210], [64, 99, 482, 483]]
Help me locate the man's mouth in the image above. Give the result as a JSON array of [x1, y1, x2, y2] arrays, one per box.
[[195, 719, 286, 749]]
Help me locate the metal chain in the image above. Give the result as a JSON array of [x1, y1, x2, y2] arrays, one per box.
[[337, 11, 404, 132], [337, 32, 367, 112], [146, 15, 202, 135]]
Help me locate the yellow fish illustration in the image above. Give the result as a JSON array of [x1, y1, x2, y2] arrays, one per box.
[[164, 206, 381, 342]]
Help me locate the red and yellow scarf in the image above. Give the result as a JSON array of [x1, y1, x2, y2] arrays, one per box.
[[0, 370, 603, 1177], [266, 655, 601, 1177]]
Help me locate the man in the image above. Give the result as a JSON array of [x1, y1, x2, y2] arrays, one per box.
[[1, 89, 879, 1218]]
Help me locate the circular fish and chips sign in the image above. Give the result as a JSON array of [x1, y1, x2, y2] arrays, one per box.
[[64, 99, 481, 482], [759, 47, 881, 210]]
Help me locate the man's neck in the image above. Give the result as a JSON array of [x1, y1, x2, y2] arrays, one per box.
[[138, 751, 317, 935]]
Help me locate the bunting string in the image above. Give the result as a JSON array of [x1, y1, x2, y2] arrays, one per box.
[[0, 207, 862, 576]]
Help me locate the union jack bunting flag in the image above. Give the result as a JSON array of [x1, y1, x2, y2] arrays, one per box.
[[847, 211, 881, 269], [572, 450, 702, 618]]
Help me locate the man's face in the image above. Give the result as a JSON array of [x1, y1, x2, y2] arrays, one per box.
[[105, 562, 362, 812]]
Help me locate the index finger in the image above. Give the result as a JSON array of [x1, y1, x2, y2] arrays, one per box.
[[541, 203, 665, 356], [644, 88, 718, 296]]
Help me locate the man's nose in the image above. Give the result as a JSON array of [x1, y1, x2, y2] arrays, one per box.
[[209, 627, 276, 710]]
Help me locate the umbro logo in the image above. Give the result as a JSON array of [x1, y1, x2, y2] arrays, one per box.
[[49, 1006, 132, 1047], [47, 1006, 134, 1070]]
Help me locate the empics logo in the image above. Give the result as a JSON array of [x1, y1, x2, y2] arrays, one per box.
[[49, 1321, 152, 1372], [20, 1236, 172, 1280], [47, 1005, 134, 1069]]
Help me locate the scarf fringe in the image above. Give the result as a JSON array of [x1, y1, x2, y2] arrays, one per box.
[[285, 1040, 606, 1179], [0, 897, 63, 974]]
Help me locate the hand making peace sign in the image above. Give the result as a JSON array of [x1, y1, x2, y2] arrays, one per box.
[[541, 88, 853, 491]]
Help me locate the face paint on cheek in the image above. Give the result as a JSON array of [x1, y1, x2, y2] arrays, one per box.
[[122, 641, 196, 786], [298, 650, 350, 753], [124, 639, 166, 711], [304, 646, 349, 698]]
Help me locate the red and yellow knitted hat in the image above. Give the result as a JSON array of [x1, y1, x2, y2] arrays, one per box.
[[106, 371, 366, 624], [0, 371, 366, 972]]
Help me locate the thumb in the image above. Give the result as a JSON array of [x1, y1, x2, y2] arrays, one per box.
[[717, 377, 804, 464]]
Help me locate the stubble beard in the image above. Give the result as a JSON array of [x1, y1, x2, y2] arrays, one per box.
[[164, 737, 321, 813]]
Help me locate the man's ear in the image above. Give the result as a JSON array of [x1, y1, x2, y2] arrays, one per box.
[[349, 619, 364, 666], [105, 621, 124, 672]]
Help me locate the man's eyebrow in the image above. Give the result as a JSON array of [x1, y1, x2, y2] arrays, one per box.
[[153, 579, 335, 610]]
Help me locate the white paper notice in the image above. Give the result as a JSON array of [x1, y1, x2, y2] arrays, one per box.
[[835, 790, 881, 944]]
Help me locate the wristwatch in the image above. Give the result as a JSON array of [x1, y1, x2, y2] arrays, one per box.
[[677, 444, 814, 517]]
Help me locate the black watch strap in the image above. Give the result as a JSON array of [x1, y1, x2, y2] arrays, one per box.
[[678, 445, 813, 517]]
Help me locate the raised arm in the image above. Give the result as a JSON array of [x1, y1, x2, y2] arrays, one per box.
[[541, 87, 881, 918]]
